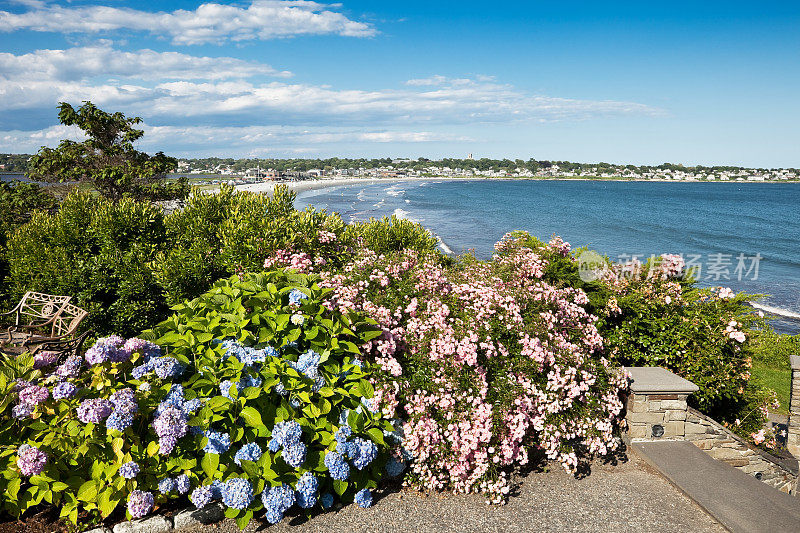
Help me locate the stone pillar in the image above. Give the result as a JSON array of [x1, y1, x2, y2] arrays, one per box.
[[624, 367, 699, 442], [786, 355, 800, 458]]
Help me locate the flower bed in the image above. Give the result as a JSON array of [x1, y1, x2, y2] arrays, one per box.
[[0, 271, 394, 530]]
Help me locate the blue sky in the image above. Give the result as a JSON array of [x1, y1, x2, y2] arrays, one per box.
[[0, 0, 798, 166]]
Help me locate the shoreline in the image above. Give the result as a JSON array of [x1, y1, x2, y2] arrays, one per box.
[[232, 175, 800, 197]]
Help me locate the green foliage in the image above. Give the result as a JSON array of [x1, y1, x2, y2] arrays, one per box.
[[0, 181, 58, 301], [0, 272, 391, 529], [4, 190, 168, 336], [27, 102, 178, 201], [345, 215, 440, 257]]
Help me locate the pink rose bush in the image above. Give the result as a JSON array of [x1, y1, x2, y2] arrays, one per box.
[[265, 232, 629, 503]]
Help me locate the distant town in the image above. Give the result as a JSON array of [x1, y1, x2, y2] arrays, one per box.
[[2, 153, 799, 182]]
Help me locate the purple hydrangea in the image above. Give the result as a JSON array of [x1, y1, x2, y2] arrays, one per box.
[[176, 474, 191, 494], [18, 385, 49, 406], [152, 406, 188, 455], [52, 382, 77, 400], [85, 335, 127, 365], [158, 477, 176, 494], [261, 483, 295, 524], [131, 360, 154, 379], [324, 451, 350, 480], [127, 490, 154, 518], [234, 442, 262, 466], [54, 355, 83, 378], [119, 461, 140, 479], [123, 338, 161, 361], [33, 350, 59, 369], [295, 472, 319, 509], [354, 488, 372, 508], [17, 444, 47, 476], [203, 430, 231, 454], [12, 403, 34, 419], [221, 478, 253, 510], [110, 388, 137, 411], [190, 485, 213, 509], [76, 398, 113, 424]]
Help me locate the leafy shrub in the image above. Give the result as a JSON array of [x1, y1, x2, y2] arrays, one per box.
[[345, 216, 440, 257], [4, 191, 167, 336], [0, 181, 58, 301], [0, 271, 392, 529], [284, 234, 630, 502]]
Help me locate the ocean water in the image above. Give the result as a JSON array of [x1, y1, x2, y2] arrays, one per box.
[[296, 179, 800, 334]]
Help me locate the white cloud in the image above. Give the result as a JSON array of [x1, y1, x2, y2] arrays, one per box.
[[0, 45, 291, 82], [0, 0, 376, 45], [0, 124, 467, 154], [0, 74, 661, 126]]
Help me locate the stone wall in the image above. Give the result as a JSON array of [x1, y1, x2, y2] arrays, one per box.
[[625, 392, 691, 441], [684, 407, 797, 494], [786, 355, 800, 458], [623, 366, 799, 495]]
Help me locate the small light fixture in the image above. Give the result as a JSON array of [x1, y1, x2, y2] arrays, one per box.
[[651, 424, 665, 438]]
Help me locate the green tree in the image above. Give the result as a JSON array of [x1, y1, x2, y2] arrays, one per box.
[[27, 101, 178, 200]]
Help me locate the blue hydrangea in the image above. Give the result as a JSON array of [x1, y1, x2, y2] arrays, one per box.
[[190, 485, 213, 509], [119, 461, 140, 479], [267, 437, 280, 453], [324, 451, 350, 480], [335, 426, 353, 443], [264, 346, 280, 358], [131, 361, 154, 379], [183, 398, 203, 413], [272, 420, 302, 447], [320, 492, 334, 509], [354, 488, 372, 508], [312, 376, 325, 392], [296, 350, 320, 374], [288, 289, 308, 306], [290, 398, 301, 409], [261, 484, 295, 524], [234, 443, 262, 466], [295, 472, 318, 509], [351, 438, 378, 470], [274, 382, 288, 396], [210, 479, 224, 499], [106, 410, 135, 431], [203, 430, 231, 454], [158, 477, 176, 494], [282, 442, 307, 469], [221, 478, 253, 510], [219, 380, 239, 400], [241, 374, 263, 388], [176, 474, 191, 494], [239, 347, 267, 366], [153, 357, 184, 379], [385, 456, 406, 477], [336, 440, 357, 459]]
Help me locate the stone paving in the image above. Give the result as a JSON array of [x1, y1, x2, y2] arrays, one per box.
[[166, 453, 724, 533]]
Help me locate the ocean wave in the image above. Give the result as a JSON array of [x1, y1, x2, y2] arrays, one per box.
[[435, 234, 454, 255], [393, 208, 410, 219], [386, 185, 405, 197], [405, 199, 411, 204], [356, 188, 368, 201], [751, 302, 800, 320], [373, 199, 385, 208]]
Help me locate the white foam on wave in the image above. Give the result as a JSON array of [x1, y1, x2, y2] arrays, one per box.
[[436, 235, 454, 255], [751, 302, 800, 320], [405, 199, 411, 204], [373, 199, 385, 208], [356, 188, 368, 201], [386, 185, 405, 197], [393, 208, 410, 219]]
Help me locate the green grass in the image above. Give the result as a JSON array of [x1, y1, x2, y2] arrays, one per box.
[[750, 330, 800, 415], [751, 363, 790, 415]]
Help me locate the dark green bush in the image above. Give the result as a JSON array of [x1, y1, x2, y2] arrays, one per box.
[[4, 192, 168, 336]]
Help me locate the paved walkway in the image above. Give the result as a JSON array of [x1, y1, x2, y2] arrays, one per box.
[[179, 454, 724, 533], [634, 440, 800, 533]]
